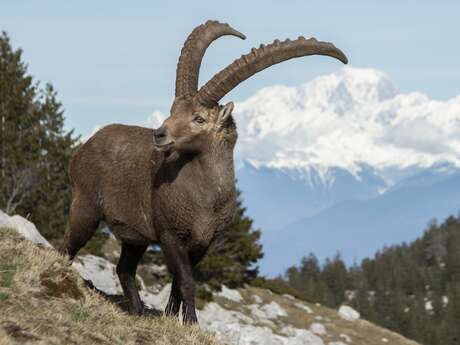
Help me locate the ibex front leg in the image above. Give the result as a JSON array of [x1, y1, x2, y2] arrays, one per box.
[[165, 278, 181, 317], [116, 242, 147, 315], [160, 233, 198, 325], [165, 248, 208, 319]]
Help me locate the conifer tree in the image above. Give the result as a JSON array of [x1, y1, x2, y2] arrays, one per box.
[[0, 32, 78, 241], [320, 253, 348, 307], [286, 254, 322, 301], [0, 32, 38, 213]]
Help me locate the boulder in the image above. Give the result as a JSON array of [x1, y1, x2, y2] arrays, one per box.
[[338, 305, 360, 321]]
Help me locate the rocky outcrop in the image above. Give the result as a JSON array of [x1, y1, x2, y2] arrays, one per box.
[[0, 210, 51, 248]]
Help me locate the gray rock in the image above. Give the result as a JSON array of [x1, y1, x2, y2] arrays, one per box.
[[338, 305, 360, 321]]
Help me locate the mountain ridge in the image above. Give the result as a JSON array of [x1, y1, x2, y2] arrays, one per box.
[[262, 171, 460, 275]]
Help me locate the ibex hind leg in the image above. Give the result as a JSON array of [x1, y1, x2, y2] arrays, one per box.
[[116, 242, 147, 316], [59, 194, 100, 260]]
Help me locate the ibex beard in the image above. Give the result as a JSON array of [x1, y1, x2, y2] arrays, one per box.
[[59, 20, 347, 325]]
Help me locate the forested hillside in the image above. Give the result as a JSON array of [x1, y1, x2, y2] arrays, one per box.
[[285, 214, 460, 345]]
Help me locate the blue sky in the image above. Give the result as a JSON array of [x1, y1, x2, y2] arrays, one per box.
[[1, 1, 460, 136]]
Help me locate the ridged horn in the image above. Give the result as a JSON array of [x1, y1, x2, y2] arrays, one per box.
[[175, 20, 246, 99], [195, 37, 348, 107]]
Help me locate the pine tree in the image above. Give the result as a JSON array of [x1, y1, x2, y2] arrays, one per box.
[[351, 285, 376, 321], [286, 253, 322, 301], [320, 253, 348, 307], [0, 32, 79, 241], [445, 284, 460, 343], [0, 31, 38, 213]]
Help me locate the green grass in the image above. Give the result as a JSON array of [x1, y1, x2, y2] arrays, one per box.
[[67, 304, 90, 323], [0, 263, 16, 288]]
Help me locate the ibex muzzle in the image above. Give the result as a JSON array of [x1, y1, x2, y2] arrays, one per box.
[[60, 20, 348, 325], [153, 126, 172, 149]]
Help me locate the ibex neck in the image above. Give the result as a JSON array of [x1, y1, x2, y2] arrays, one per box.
[[193, 143, 235, 185]]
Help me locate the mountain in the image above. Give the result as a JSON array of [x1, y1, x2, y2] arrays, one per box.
[[233, 67, 460, 174], [262, 169, 460, 275], [236, 160, 387, 231]]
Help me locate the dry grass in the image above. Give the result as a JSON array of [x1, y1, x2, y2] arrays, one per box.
[[0, 228, 222, 345]]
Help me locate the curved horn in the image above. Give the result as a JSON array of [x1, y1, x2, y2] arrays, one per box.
[[175, 20, 246, 99], [195, 37, 348, 107]]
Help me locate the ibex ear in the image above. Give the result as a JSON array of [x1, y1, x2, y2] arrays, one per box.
[[217, 102, 234, 128]]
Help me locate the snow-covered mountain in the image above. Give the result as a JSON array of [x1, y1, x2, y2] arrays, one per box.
[[234, 67, 460, 179], [145, 67, 460, 276]]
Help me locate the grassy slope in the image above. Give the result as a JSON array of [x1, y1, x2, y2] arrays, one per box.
[[0, 228, 221, 345], [0, 226, 421, 345]]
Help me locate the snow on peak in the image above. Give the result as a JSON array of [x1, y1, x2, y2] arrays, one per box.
[[233, 67, 460, 178], [302, 67, 398, 111]]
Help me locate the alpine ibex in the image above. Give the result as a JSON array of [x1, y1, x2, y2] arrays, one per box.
[[60, 20, 347, 324]]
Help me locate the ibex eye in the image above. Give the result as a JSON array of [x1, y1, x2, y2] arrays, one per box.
[[193, 115, 206, 124]]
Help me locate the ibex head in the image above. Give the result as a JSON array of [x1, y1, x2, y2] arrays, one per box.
[[153, 20, 348, 161]]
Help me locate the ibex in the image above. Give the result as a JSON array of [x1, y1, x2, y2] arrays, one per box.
[[60, 20, 347, 324]]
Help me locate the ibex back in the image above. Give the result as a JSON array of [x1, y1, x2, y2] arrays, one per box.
[[59, 20, 348, 324]]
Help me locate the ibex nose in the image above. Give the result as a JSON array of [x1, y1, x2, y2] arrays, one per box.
[[153, 127, 167, 141]]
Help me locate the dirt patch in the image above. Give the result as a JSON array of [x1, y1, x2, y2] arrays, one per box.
[[39, 264, 84, 300], [2, 320, 41, 341]]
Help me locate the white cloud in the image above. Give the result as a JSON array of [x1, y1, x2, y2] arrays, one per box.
[[143, 110, 166, 129]]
